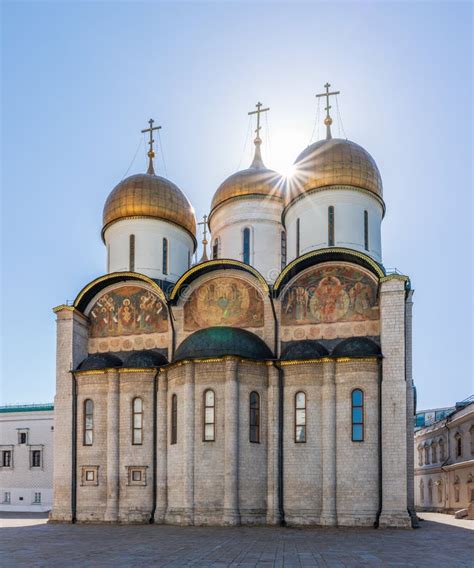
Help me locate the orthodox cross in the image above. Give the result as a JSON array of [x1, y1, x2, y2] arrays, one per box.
[[316, 83, 340, 139], [248, 101, 270, 141], [198, 214, 209, 263], [141, 118, 162, 175]]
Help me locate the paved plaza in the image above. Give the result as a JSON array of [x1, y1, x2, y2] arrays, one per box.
[[0, 513, 473, 567]]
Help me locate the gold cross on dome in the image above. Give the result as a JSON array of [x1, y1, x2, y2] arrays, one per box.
[[198, 214, 208, 244], [141, 118, 162, 174], [248, 101, 270, 140], [316, 83, 340, 139]]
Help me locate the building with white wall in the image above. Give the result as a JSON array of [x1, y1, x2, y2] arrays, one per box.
[[414, 397, 474, 517], [0, 404, 54, 512]]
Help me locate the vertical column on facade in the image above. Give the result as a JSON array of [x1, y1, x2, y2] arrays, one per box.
[[266, 363, 281, 524], [50, 307, 88, 522], [183, 362, 195, 524], [405, 289, 416, 523], [379, 277, 412, 528], [320, 360, 337, 526], [155, 368, 168, 523], [223, 358, 240, 525], [105, 368, 120, 521]]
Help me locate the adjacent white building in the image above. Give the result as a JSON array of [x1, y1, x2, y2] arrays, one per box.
[[0, 404, 54, 512]]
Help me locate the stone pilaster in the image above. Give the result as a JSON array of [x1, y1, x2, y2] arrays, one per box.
[[50, 307, 88, 522], [155, 368, 168, 523], [405, 289, 416, 525], [223, 359, 240, 525], [379, 277, 411, 528], [266, 364, 281, 524], [104, 369, 120, 521], [320, 360, 337, 526], [183, 362, 195, 524]]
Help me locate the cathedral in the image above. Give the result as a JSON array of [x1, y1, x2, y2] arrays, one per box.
[[51, 86, 415, 528]]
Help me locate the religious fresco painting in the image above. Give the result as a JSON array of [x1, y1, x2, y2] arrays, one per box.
[[282, 265, 379, 326], [89, 286, 168, 338], [184, 277, 264, 331]]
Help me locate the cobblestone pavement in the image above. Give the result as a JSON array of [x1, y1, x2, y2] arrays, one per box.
[[0, 513, 473, 567]]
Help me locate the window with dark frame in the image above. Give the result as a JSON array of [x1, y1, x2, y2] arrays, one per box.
[[171, 394, 177, 445], [243, 228, 250, 265], [212, 238, 219, 259], [203, 389, 215, 442], [456, 434, 462, 458], [34, 492, 41, 504], [328, 206, 335, 246], [281, 230, 287, 269], [132, 397, 143, 445], [162, 238, 168, 275], [19, 432, 27, 445], [129, 234, 135, 271], [249, 391, 260, 443], [296, 218, 300, 257], [31, 450, 41, 468], [351, 389, 364, 441], [3, 492, 11, 503], [85, 470, 95, 482], [295, 391, 306, 443], [2, 450, 12, 467], [84, 399, 94, 446], [132, 469, 142, 482], [364, 210, 369, 251]]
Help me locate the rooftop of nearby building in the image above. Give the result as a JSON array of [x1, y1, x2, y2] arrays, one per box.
[[0, 403, 54, 414]]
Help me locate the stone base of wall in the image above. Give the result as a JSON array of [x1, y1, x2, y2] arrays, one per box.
[[285, 508, 321, 526], [49, 508, 73, 523], [378, 512, 412, 528], [337, 513, 376, 527]]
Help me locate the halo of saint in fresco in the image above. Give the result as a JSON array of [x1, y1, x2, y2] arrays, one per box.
[[184, 277, 264, 330], [282, 265, 379, 325], [89, 286, 167, 337]]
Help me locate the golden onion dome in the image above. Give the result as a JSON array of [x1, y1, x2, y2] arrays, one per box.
[[287, 138, 383, 207], [209, 139, 283, 221], [102, 172, 196, 242]]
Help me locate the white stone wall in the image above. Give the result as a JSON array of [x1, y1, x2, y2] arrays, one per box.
[[0, 409, 54, 512], [104, 217, 194, 282], [414, 403, 474, 513], [209, 198, 284, 282], [284, 188, 383, 263]]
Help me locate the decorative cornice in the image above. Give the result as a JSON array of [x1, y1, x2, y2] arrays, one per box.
[[273, 247, 385, 291], [170, 259, 269, 300], [280, 356, 379, 366]]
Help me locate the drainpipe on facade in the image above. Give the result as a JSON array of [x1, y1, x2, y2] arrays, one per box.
[[167, 304, 176, 361], [149, 368, 160, 524], [71, 371, 78, 524], [374, 359, 383, 528]]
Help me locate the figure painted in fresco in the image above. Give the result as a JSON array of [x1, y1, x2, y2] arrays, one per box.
[[282, 265, 379, 326], [184, 277, 264, 330], [89, 286, 167, 338]]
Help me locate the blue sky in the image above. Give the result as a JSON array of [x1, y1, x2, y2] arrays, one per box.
[[1, 1, 472, 409]]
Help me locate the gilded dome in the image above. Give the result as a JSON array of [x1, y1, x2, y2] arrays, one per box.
[[209, 142, 283, 221], [287, 138, 383, 206], [102, 173, 196, 240]]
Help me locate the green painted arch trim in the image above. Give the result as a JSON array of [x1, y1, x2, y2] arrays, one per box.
[[273, 247, 386, 293], [73, 271, 167, 314], [170, 259, 269, 302]]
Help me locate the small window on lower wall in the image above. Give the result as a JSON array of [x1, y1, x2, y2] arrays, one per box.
[[81, 465, 99, 486], [126, 466, 147, 486], [351, 389, 364, 442]]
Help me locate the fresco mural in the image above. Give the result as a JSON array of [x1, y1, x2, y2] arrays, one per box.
[[184, 277, 264, 330], [282, 265, 379, 326], [89, 286, 167, 338]]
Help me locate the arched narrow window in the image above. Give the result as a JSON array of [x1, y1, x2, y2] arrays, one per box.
[[84, 399, 94, 446], [187, 250, 191, 269], [420, 479, 424, 502], [364, 210, 369, 251], [424, 444, 430, 465], [295, 391, 306, 443], [249, 391, 260, 443], [162, 238, 168, 275], [296, 218, 300, 257], [437, 481, 443, 503], [454, 477, 460, 502], [351, 389, 364, 441], [418, 445, 423, 466], [243, 228, 251, 265], [281, 230, 287, 269], [129, 234, 135, 271], [132, 397, 143, 445], [170, 394, 177, 445], [203, 389, 215, 442], [212, 238, 219, 260], [431, 442, 437, 464], [455, 433, 462, 458], [107, 243, 111, 272], [428, 479, 433, 502], [439, 438, 445, 461], [328, 206, 335, 246]]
